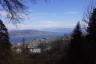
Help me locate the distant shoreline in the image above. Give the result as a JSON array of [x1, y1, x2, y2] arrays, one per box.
[[10, 32, 69, 43]]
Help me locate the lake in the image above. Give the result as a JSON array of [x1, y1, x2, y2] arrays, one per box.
[[10, 32, 67, 43]]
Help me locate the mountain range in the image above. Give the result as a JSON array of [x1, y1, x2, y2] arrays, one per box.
[[39, 28, 73, 32], [9, 28, 73, 43], [9, 30, 55, 38]]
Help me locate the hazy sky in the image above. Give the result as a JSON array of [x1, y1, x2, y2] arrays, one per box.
[[0, 0, 92, 30]]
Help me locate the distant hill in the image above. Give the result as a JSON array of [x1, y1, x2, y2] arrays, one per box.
[[39, 28, 73, 32], [9, 29, 55, 38], [9, 28, 73, 43]]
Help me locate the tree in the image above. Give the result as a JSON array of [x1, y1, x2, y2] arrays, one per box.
[[65, 22, 83, 64], [21, 38, 30, 56], [0, 0, 47, 23], [0, 19, 12, 64], [86, 8, 96, 43], [85, 8, 96, 64]]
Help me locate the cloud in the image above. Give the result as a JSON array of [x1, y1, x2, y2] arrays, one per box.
[[5, 21, 74, 30], [64, 11, 79, 15], [0, 10, 9, 16]]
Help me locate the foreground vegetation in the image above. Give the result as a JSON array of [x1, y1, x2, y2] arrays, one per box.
[[13, 8, 96, 64], [1, 1, 96, 64], [12, 36, 69, 64]]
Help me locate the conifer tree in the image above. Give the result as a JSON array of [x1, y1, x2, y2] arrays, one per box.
[[0, 19, 12, 64], [65, 22, 83, 64], [86, 8, 96, 44], [86, 8, 96, 64]]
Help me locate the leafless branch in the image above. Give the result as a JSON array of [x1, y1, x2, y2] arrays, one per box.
[[0, 0, 47, 23]]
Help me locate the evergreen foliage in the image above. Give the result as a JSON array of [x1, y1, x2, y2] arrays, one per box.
[[65, 22, 83, 64], [85, 8, 96, 64], [0, 19, 12, 64]]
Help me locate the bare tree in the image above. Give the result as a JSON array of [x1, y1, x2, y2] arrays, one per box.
[[0, 0, 47, 23], [82, 0, 96, 24]]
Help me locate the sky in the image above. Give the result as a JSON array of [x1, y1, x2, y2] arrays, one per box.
[[0, 0, 93, 30]]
